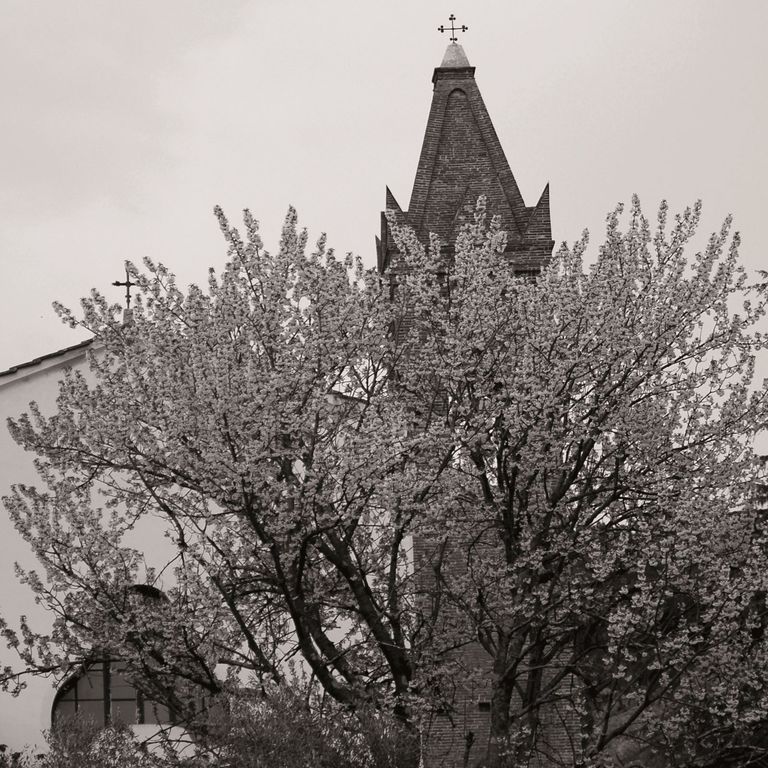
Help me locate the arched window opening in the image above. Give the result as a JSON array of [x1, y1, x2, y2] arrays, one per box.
[[52, 660, 171, 726]]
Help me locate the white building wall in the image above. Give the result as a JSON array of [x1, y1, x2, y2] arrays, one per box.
[[0, 346, 93, 749]]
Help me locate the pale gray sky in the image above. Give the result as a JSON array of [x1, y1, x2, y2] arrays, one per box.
[[1, 0, 766, 371]]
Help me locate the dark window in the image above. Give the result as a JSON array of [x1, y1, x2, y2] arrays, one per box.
[[51, 660, 171, 727]]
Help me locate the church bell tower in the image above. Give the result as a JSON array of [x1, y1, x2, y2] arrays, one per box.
[[377, 41, 554, 275], [375, 36, 558, 767]]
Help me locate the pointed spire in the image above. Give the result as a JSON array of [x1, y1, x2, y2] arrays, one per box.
[[385, 186, 403, 214], [440, 43, 470, 68], [378, 36, 554, 275], [524, 183, 552, 241], [412, 52, 526, 243]]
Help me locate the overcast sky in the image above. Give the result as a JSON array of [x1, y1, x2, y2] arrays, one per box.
[[1, 0, 766, 372]]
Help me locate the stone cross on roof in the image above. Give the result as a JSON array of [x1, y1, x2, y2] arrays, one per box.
[[438, 14, 468, 43]]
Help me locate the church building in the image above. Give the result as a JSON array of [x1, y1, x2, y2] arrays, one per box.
[[0, 340, 181, 748], [0, 34, 557, 764]]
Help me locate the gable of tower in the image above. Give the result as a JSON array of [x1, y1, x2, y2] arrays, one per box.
[[420, 87, 517, 244], [379, 42, 554, 276]]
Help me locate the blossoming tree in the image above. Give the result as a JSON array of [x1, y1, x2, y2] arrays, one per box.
[[391, 199, 768, 767], [3, 198, 768, 767]]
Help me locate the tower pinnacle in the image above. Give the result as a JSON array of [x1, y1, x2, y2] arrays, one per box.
[[440, 42, 470, 68]]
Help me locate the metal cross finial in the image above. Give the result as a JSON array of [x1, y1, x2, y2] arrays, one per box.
[[438, 14, 468, 43], [112, 267, 136, 310]]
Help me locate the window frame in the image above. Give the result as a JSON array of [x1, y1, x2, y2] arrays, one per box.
[[51, 658, 171, 727]]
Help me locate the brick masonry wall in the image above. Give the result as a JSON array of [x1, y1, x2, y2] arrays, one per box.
[[418, 87, 518, 247]]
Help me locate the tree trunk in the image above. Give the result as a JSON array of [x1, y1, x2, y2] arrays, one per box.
[[485, 677, 515, 768]]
